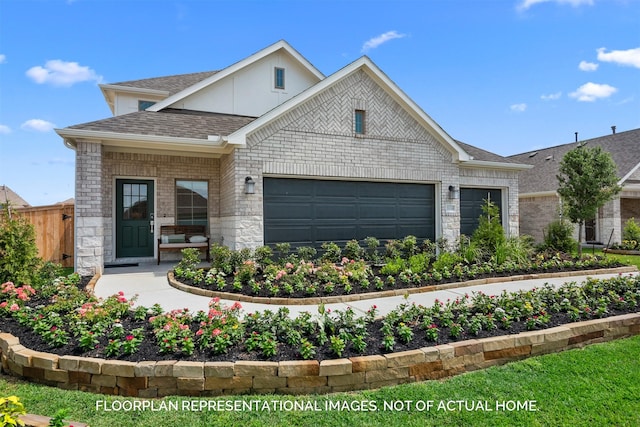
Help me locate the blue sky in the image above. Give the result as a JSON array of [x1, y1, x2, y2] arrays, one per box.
[[1, 0, 639, 206]]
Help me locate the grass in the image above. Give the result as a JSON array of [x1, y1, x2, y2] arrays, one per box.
[[1, 336, 639, 427]]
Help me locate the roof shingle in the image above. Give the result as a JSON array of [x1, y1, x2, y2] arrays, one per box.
[[110, 71, 219, 96], [67, 109, 256, 139], [508, 128, 640, 194]]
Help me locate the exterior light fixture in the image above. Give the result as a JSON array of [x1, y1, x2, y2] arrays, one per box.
[[244, 176, 256, 194], [448, 185, 459, 200]]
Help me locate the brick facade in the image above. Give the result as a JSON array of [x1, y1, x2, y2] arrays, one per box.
[[74, 68, 522, 272]]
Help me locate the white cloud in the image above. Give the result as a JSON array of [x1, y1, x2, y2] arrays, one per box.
[[0, 124, 11, 134], [541, 92, 562, 100], [510, 103, 527, 112], [578, 60, 598, 71], [517, 0, 593, 11], [361, 31, 407, 53], [597, 47, 640, 69], [569, 82, 617, 102], [21, 119, 56, 132], [0, 54, 6, 64], [26, 59, 102, 86]]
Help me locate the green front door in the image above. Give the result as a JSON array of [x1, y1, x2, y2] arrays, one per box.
[[116, 179, 154, 258]]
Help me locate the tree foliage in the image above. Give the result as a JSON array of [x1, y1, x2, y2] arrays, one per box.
[[556, 145, 621, 256], [0, 206, 41, 284]]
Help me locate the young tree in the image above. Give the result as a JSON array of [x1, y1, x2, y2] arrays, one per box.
[[0, 205, 41, 284], [556, 145, 621, 257]]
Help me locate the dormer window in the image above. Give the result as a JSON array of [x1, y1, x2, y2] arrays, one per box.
[[138, 100, 156, 111], [354, 110, 366, 134], [274, 67, 285, 89]]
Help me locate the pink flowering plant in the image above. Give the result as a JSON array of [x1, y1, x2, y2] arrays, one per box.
[[1, 260, 640, 361]]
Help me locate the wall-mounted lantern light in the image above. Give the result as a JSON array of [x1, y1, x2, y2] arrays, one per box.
[[448, 185, 459, 200], [244, 176, 256, 194]]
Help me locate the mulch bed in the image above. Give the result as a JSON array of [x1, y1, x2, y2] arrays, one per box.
[[1, 292, 637, 363], [178, 263, 626, 300]]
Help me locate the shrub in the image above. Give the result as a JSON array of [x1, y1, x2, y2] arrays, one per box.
[[210, 243, 233, 274], [343, 239, 364, 260], [0, 207, 41, 285], [254, 246, 273, 266], [321, 242, 341, 263], [177, 248, 201, 271], [542, 219, 576, 253], [622, 218, 640, 243], [296, 246, 317, 262], [432, 251, 462, 272], [471, 199, 505, 253], [407, 253, 430, 274], [401, 235, 419, 258], [363, 236, 381, 263], [380, 257, 406, 275]]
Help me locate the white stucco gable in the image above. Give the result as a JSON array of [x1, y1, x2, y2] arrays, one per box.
[[227, 56, 473, 163], [148, 40, 324, 118]]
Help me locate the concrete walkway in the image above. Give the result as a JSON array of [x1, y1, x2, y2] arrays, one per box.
[[94, 262, 636, 319]]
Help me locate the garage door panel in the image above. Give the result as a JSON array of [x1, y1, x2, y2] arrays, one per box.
[[315, 225, 359, 241], [264, 178, 435, 249], [359, 205, 396, 218], [265, 203, 313, 220], [358, 181, 397, 196], [316, 204, 357, 219]]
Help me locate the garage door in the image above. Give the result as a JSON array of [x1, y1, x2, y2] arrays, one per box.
[[460, 188, 502, 237], [264, 178, 435, 248]]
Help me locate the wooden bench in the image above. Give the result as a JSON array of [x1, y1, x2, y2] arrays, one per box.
[[157, 225, 210, 264]]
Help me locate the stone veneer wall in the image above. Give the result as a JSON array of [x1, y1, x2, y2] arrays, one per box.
[[1, 314, 638, 397], [75, 141, 105, 276]]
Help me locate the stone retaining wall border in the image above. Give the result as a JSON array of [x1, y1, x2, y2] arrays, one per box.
[[1, 313, 639, 397]]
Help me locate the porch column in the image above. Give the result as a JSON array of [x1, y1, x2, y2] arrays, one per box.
[[75, 141, 104, 276], [599, 197, 621, 245]]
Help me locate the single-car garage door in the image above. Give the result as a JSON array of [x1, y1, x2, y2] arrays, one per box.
[[264, 178, 435, 248], [460, 188, 502, 237]]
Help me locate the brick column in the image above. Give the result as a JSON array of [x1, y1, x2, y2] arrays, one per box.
[[75, 141, 104, 275]]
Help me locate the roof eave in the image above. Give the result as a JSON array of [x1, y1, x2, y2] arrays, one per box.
[[56, 128, 244, 154], [460, 159, 533, 171]]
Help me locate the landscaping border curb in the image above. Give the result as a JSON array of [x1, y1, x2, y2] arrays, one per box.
[[167, 266, 638, 305], [2, 313, 639, 397]]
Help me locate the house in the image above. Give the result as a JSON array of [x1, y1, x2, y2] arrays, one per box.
[[0, 185, 30, 209], [56, 40, 530, 275], [508, 128, 640, 245]]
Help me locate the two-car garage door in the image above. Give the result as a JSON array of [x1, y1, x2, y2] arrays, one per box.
[[263, 178, 435, 248]]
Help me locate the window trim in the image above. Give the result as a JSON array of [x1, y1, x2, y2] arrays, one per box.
[[138, 100, 156, 111], [175, 179, 209, 230], [354, 109, 366, 134], [274, 67, 285, 90]]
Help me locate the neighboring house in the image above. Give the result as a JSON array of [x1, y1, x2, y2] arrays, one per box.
[[56, 40, 530, 275], [0, 185, 30, 209], [509, 128, 640, 245]]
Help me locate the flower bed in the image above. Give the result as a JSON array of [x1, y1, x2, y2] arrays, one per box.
[[174, 248, 624, 300], [1, 313, 639, 397], [1, 271, 640, 396]]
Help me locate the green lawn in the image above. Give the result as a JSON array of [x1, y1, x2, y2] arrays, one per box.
[[2, 336, 639, 427]]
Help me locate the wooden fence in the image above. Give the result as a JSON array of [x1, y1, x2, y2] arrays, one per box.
[[15, 203, 74, 267]]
